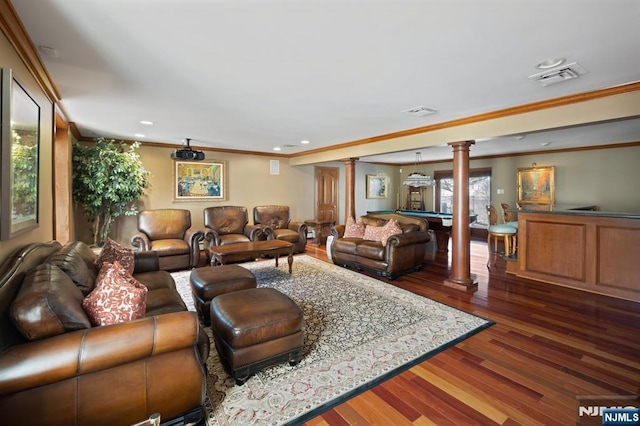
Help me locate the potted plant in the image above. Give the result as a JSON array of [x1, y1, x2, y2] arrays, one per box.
[[72, 137, 151, 246]]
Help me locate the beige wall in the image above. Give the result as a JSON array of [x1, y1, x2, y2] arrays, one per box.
[[401, 144, 640, 213], [0, 32, 55, 261], [106, 145, 325, 245], [106, 142, 639, 247]]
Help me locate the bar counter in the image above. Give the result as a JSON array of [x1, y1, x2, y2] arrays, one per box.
[[508, 205, 640, 302]]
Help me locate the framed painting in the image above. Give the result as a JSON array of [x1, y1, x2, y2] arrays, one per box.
[[173, 160, 227, 201], [517, 165, 555, 205], [366, 174, 389, 199], [1, 68, 40, 240]]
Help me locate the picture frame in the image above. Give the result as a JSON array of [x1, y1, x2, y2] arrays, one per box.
[[173, 159, 227, 201], [366, 174, 389, 199], [517, 165, 555, 205], [1, 68, 40, 240]]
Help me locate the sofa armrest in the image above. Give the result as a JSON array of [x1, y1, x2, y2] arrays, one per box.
[[133, 250, 160, 273], [257, 224, 274, 240], [386, 231, 431, 248], [204, 227, 221, 247], [244, 224, 262, 241], [184, 228, 204, 248], [131, 232, 150, 251], [0, 311, 201, 395], [330, 225, 345, 239]]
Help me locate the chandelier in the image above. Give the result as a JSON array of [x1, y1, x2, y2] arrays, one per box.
[[402, 152, 435, 187]]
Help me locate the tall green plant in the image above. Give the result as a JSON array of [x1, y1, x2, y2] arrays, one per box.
[[72, 137, 151, 246]]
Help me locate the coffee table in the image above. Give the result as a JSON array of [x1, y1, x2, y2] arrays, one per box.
[[208, 240, 294, 273]]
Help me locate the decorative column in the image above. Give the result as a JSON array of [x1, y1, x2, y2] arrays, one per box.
[[343, 158, 358, 221], [444, 141, 478, 292]]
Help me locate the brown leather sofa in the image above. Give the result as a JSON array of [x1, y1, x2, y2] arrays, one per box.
[[253, 205, 307, 253], [0, 241, 210, 426], [203, 205, 262, 246], [131, 208, 204, 271], [330, 212, 431, 279]]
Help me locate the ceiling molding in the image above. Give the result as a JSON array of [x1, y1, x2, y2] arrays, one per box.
[[291, 81, 640, 159], [0, 0, 60, 102]]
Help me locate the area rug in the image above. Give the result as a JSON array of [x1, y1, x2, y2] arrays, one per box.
[[171, 255, 493, 426]]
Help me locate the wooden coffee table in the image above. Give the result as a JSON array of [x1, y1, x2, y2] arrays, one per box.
[[208, 240, 294, 273]]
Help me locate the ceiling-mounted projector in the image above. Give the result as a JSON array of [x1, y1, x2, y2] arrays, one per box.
[[171, 138, 205, 161]]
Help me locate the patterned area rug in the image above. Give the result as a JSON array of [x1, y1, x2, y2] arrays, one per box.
[[171, 255, 492, 426]]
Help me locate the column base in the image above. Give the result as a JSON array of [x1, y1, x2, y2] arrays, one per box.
[[443, 274, 478, 292]]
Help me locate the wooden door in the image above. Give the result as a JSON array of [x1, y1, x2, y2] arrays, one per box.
[[315, 167, 338, 223]]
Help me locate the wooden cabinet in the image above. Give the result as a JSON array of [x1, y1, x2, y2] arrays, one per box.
[[514, 211, 640, 302]]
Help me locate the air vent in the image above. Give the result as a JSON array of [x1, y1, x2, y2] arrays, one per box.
[[529, 62, 588, 86], [403, 105, 438, 117], [281, 144, 298, 148]]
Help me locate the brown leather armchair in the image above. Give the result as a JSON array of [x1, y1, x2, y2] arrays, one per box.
[[253, 205, 307, 253], [203, 206, 262, 247], [131, 209, 203, 271]]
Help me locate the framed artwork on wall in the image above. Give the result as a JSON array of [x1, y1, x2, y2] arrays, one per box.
[[1, 68, 41, 240], [173, 160, 227, 201], [366, 174, 389, 199], [517, 165, 555, 205]]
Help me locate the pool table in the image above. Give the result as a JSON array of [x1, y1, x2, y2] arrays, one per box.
[[368, 210, 477, 252]]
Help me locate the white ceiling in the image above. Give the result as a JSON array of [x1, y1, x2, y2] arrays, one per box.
[[10, 0, 640, 163]]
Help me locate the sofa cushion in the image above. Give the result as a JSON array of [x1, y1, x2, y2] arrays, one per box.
[[10, 263, 91, 341], [96, 237, 135, 274], [46, 241, 98, 295], [82, 261, 148, 326], [344, 216, 365, 238]]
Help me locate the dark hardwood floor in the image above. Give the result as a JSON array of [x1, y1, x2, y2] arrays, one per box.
[[301, 241, 640, 425]]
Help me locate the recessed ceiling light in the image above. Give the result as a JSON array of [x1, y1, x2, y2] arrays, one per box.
[[140, 120, 154, 125], [273, 147, 281, 151], [301, 140, 310, 144], [134, 133, 145, 138], [540, 142, 551, 147], [535, 57, 566, 70]]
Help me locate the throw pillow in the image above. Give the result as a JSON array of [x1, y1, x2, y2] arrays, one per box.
[[363, 224, 385, 243], [344, 216, 365, 238], [10, 263, 91, 341], [363, 219, 403, 245], [96, 237, 135, 274], [379, 218, 403, 245], [82, 261, 147, 326]]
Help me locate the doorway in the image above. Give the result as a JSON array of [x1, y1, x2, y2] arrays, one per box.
[[313, 166, 339, 243]]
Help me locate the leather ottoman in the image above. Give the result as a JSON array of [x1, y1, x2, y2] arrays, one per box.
[[189, 265, 257, 325], [210, 287, 304, 385]]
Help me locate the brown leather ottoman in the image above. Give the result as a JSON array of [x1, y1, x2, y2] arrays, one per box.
[[210, 287, 304, 385], [189, 265, 257, 325]]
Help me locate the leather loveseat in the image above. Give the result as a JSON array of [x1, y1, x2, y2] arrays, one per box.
[[330, 212, 431, 279], [0, 240, 210, 426]]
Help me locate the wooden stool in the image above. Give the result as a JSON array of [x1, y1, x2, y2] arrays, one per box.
[[487, 224, 517, 268], [189, 265, 256, 325], [210, 288, 304, 385]]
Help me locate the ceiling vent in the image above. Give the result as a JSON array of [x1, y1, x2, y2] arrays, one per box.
[[529, 62, 588, 86], [403, 105, 438, 117]]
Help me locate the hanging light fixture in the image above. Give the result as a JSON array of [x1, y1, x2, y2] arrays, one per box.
[[402, 152, 434, 187]]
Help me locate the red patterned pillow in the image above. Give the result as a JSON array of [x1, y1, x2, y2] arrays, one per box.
[[363, 224, 384, 243], [364, 219, 403, 245], [344, 216, 365, 238], [380, 218, 403, 245], [96, 238, 135, 274], [82, 261, 147, 326]]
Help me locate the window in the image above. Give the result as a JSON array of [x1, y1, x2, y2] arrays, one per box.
[[434, 168, 491, 225]]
